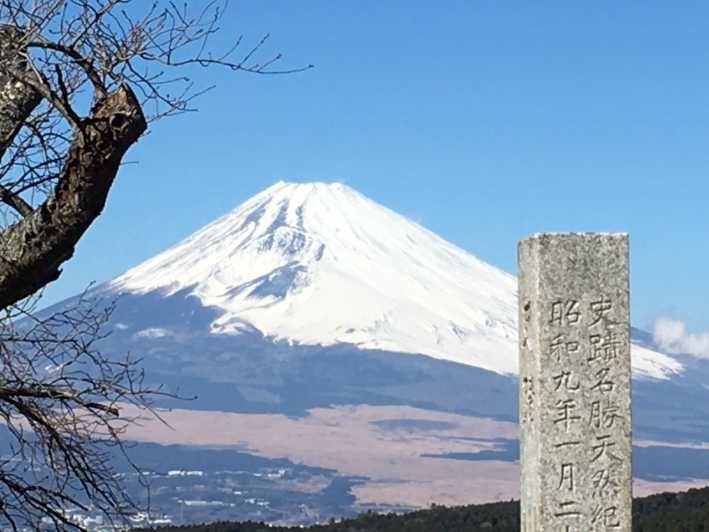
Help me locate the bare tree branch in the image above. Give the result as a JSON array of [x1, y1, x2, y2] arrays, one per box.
[[0, 183, 30, 215], [0, 24, 42, 160], [0, 1, 308, 527], [0, 292, 172, 530]]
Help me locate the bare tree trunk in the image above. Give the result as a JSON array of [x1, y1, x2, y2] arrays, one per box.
[[0, 83, 146, 310]]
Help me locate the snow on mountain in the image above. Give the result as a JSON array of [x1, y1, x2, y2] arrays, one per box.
[[111, 181, 682, 379]]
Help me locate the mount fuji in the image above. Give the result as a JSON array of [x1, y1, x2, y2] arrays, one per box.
[[110, 181, 677, 379], [40, 181, 709, 517]]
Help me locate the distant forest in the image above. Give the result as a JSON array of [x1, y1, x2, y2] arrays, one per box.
[[138, 485, 709, 531]]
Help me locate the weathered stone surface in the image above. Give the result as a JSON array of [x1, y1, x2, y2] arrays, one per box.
[[518, 233, 632, 531]]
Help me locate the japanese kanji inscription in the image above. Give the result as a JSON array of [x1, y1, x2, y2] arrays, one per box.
[[518, 233, 631, 532]]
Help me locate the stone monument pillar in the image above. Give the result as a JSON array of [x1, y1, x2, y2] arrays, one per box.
[[518, 233, 632, 531]]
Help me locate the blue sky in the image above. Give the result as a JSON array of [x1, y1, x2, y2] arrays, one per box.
[[41, 1, 708, 333]]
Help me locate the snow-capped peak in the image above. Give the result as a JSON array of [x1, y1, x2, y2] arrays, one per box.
[[111, 181, 682, 379]]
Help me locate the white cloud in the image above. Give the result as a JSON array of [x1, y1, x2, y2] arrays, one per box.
[[653, 318, 685, 347], [134, 327, 170, 339], [653, 318, 709, 359]]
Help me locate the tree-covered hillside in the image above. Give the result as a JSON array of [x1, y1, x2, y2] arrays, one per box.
[[138, 485, 709, 532]]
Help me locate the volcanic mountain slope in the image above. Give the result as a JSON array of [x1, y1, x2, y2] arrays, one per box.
[[109, 181, 678, 380]]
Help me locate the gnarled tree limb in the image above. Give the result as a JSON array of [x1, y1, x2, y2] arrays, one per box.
[[0, 84, 146, 310]]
